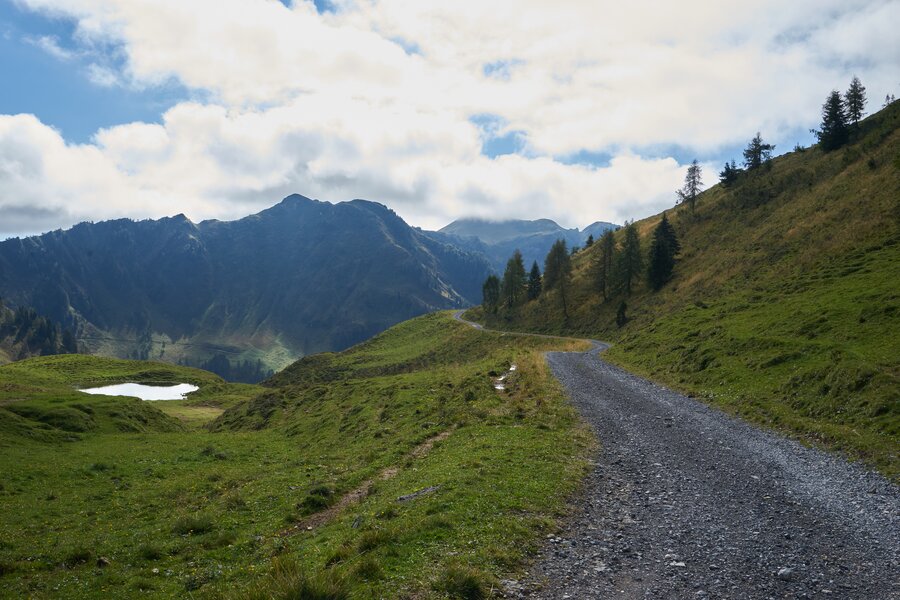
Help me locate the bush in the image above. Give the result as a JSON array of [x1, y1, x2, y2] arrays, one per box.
[[434, 564, 490, 600], [138, 543, 164, 561], [244, 558, 348, 600], [172, 515, 214, 535], [297, 485, 335, 515], [356, 528, 392, 553], [63, 547, 93, 569]]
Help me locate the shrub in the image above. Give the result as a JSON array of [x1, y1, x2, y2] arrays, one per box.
[[172, 515, 214, 535], [63, 547, 93, 569], [138, 543, 164, 561], [356, 528, 392, 553], [244, 559, 348, 600], [434, 564, 490, 600]]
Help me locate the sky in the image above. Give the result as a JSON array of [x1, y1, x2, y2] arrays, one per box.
[[1, 0, 898, 239]]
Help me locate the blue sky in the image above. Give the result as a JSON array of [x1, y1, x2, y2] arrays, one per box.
[[0, 0, 896, 238], [0, 2, 195, 142]]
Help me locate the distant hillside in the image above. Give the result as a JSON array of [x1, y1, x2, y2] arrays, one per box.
[[0, 195, 492, 377], [0, 299, 78, 364], [472, 100, 900, 475], [429, 217, 618, 272]]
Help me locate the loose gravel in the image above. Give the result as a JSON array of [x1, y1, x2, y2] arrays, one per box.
[[506, 344, 900, 599]]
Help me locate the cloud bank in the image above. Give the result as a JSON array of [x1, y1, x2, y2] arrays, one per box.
[[2, 0, 898, 237]]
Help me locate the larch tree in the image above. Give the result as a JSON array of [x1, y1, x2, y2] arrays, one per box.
[[501, 250, 527, 308], [719, 160, 739, 187], [844, 76, 866, 126], [647, 213, 680, 290], [817, 90, 849, 152], [543, 239, 573, 319], [617, 222, 643, 296], [482, 275, 500, 313], [594, 230, 616, 301], [527, 261, 542, 301], [676, 159, 704, 211], [742, 132, 775, 170]]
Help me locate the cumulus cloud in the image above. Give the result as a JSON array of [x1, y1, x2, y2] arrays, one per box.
[[3, 0, 898, 237]]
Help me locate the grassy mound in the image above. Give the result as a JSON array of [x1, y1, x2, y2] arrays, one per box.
[[0, 312, 593, 598]]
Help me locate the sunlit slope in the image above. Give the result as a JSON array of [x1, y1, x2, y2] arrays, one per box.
[[0, 312, 592, 598], [474, 101, 900, 475]]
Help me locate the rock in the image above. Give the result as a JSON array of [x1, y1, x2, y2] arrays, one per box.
[[96, 556, 110, 568], [777, 567, 793, 581], [397, 485, 440, 503]]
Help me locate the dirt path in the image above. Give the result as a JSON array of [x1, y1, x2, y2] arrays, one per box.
[[453, 311, 899, 599], [280, 429, 453, 536]]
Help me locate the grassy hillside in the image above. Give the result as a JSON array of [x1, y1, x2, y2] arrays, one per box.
[[473, 101, 900, 477], [0, 312, 592, 598]]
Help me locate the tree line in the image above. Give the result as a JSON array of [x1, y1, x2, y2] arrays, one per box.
[[482, 214, 679, 325], [479, 76, 891, 327], [0, 299, 79, 359]]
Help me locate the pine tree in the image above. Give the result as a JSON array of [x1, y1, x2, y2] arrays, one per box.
[[482, 275, 500, 313], [617, 222, 643, 296], [585, 234, 594, 247], [501, 250, 527, 308], [647, 214, 680, 290], [884, 94, 896, 109], [719, 160, 739, 187], [544, 239, 573, 319], [817, 90, 849, 152], [844, 76, 866, 126], [615, 301, 628, 327], [743, 132, 775, 170], [676, 159, 703, 211], [527, 261, 542, 301], [594, 230, 616, 301]]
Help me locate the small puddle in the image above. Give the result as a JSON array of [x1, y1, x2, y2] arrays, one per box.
[[79, 383, 199, 401], [492, 364, 518, 392]]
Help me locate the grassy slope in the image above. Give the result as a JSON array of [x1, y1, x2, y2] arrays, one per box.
[[474, 102, 900, 477], [0, 312, 592, 598]]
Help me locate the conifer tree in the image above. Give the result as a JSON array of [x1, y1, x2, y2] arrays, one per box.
[[544, 239, 573, 319], [585, 234, 594, 247], [817, 90, 849, 152], [743, 132, 774, 170], [647, 214, 680, 290], [844, 76, 866, 126], [617, 222, 643, 296], [594, 230, 616, 301], [676, 160, 703, 211], [719, 160, 739, 187], [482, 275, 500, 313], [616, 301, 628, 327], [501, 250, 527, 308], [527, 261, 542, 301]]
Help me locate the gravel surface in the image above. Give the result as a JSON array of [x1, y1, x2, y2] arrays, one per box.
[[501, 343, 900, 599]]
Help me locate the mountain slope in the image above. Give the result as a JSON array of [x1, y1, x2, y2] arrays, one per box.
[[0, 312, 592, 598], [472, 101, 900, 474], [0, 195, 492, 376]]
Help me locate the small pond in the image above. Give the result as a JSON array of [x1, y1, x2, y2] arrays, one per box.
[[79, 383, 199, 401]]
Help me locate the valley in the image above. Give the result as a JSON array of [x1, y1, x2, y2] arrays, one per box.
[[0, 312, 593, 598]]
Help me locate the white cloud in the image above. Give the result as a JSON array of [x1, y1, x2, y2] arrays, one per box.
[[24, 34, 75, 60], [4, 0, 899, 237]]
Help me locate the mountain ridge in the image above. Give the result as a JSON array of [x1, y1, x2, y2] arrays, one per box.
[[0, 194, 493, 377]]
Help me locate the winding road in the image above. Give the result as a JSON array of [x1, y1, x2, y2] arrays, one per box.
[[453, 311, 899, 599]]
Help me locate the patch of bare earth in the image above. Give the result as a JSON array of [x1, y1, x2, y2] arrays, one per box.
[[280, 429, 453, 536]]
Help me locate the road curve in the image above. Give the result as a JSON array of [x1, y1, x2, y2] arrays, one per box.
[[452, 310, 900, 599]]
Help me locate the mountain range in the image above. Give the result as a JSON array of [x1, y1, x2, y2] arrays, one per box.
[[427, 217, 618, 272], [0, 195, 492, 376]]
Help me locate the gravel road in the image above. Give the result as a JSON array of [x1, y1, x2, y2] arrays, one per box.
[[452, 313, 899, 599]]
